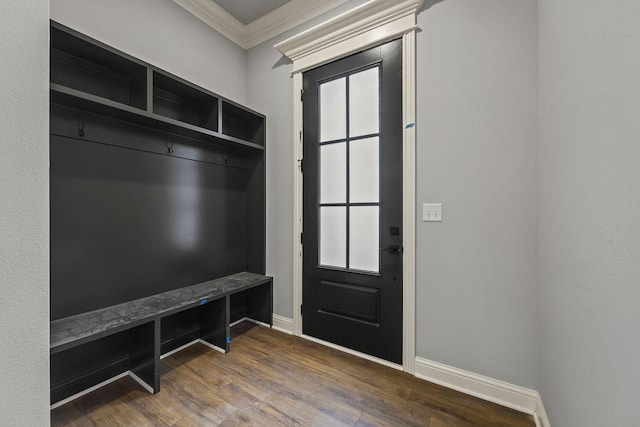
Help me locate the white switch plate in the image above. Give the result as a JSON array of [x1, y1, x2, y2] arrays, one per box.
[[422, 203, 442, 222]]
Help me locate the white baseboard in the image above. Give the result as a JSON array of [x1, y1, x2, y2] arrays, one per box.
[[196, 339, 227, 354], [272, 314, 294, 335], [230, 317, 249, 327], [414, 357, 538, 415], [244, 318, 272, 328], [50, 372, 129, 410], [160, 339, 200, 359], [128, 371, 154, 394], [534, 391, 551, 427]]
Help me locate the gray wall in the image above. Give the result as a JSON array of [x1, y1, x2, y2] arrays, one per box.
[[246, 42, 295, 317], [538, 0, 640, 424], [0, 0, 50, 425], [416, 0, 538, 388], [51, 0, 248, 104], [248, 0, 539, 389]]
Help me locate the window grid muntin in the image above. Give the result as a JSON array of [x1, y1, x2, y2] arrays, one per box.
[[317, 64, 381, 273]]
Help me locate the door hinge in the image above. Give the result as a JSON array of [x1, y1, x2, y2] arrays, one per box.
[[300, 304, 303, 316], [299, 158, 304, 173], [301, 89, 304, 102], [300, 232, 303, 244]]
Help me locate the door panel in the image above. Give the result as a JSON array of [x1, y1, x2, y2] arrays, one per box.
[[302, 39, 403, 364]]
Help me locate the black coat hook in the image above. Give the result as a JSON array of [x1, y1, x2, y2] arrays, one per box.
[[78, 120, 85, 137], [167, 142, 174, 154]]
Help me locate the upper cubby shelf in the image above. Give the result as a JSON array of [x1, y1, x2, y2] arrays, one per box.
[[50, 22, 265, 151], [222, 101, 265, 146], [153, 71, 219, 133], [51, 25, 147, 110]]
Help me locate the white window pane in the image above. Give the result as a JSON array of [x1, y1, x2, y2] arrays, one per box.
[[349, 68, 379, 137], [349, 137, 379, 203], [349, 206, 379, 272], [320, 143, 346, 203], [320, 207, 346, 268], [320, 78, 346, 142]]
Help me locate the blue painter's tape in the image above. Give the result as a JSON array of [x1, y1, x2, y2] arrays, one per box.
[[200, 298, 207, 305], [405, 123, 415, 129], [226, 336, 231, 344]]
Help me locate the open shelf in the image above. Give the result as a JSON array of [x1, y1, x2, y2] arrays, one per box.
[[51, 26, 146, 110], [222, 101, 265, 147], [50, 84, 264, 151], [50, 22, 265, 151], [153, 71, 219, 132]]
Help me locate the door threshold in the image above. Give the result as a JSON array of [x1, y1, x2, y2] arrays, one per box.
[[300, 334, 403, 371]]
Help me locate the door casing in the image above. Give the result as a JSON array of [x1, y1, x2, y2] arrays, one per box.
[[274, 0, 422, 374]]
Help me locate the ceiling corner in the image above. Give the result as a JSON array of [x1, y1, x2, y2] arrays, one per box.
[[173, 0, 354, 50], [172, 0, 250, 49]]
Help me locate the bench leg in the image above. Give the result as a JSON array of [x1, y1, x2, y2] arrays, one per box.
[[199, 296, 230, 353], [129, 319, 160, 394], [246, 280, 273, 326]]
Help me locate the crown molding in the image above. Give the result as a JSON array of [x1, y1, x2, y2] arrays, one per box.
[[173, 0, 351, 50], [274, 0, 424, 73], [245, 0, 351, 48], [173, 0, 247, 48]]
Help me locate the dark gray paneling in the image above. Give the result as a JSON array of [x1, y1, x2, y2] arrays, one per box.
[[51, 130, 247, 320], [245, 151, 266, 274]]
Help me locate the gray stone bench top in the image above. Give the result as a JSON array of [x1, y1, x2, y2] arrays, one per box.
[[50, 272, 271, 354]]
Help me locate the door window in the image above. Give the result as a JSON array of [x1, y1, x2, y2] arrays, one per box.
[[317, 66, 381, 273]]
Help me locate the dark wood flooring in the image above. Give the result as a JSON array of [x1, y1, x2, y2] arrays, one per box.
[[51, 322, 535, 426]]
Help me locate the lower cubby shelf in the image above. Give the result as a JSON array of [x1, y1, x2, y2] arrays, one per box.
[[50, 272, 272, 406], [160, 296, 229, 356]]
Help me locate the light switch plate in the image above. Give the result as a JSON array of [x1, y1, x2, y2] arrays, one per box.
[[422, 203, 442, 222]]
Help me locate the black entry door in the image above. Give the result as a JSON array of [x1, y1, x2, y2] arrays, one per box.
[[302, 39, 403, 364]]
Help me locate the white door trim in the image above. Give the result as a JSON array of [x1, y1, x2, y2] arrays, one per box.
[[275, 0, 423, 373]]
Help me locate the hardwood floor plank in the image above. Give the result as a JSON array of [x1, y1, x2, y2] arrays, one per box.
[[265, 392, 359, 426], [356, 410, 429, 427], [408, 381, 533, 427], [427, 411, 479, 427], [50, 400, 96, 427], [52, 322, 535, 427]]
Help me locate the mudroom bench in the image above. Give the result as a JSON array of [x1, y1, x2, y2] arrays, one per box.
[[50, 272, 272, 406]]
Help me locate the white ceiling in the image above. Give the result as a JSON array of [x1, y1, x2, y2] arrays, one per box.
[[172, 0, 352, 49], [213, 0, 291, 25]]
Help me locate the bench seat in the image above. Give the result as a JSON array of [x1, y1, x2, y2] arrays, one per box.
[[50, 272, 273, 405]]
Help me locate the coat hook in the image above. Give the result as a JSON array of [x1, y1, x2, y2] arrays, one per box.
[[167, 142, 174, 154], [78, 120, 85, 137], [223, 156, 229, 165]]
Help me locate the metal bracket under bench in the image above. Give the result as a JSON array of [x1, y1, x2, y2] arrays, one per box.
[[50, 272, 273, 407]]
